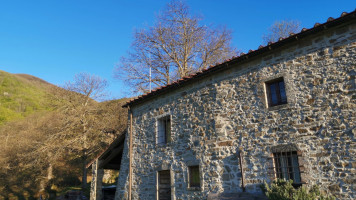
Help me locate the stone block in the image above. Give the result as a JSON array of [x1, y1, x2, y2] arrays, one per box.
[[328, 184, 340, 193], [218, 141, 233, 146]]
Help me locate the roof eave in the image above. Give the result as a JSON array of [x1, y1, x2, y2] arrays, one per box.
[[123, 9, 356, 108]]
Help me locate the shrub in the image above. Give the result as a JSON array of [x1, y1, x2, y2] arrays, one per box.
[[261, 179, 335, 200]]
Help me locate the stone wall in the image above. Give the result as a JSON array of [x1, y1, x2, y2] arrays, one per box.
[[116, 21, 356, 200], [115, 132, 130, 200], [90, 160, 104, 200]]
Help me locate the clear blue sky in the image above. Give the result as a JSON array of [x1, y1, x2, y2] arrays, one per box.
[[0, 0, 355, 100]]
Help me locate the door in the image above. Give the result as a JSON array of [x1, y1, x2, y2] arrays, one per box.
[[158, 170, 171, 200]]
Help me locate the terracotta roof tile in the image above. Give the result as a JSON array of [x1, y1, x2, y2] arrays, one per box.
[[314, 23, 321, 27], [327, 17, 334, 22], [124, 10, 356, 107]]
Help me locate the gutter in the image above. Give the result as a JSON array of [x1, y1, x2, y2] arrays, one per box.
[[238, 151, 245, 192], [128, 107, 133, 200]]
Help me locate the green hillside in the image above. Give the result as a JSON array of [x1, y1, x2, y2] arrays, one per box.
[[0, 70, 55, 124], [0, 70, 128, 199]]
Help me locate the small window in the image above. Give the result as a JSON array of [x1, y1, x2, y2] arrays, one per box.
[[273, 151, 301, 184], [158, 170, 171, 200], [266, 78, 287, 107], [188, 166, 200, 188], [157, 115, 171, 145]]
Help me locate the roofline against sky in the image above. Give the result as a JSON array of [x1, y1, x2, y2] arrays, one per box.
[[123, 9, 356, 108]]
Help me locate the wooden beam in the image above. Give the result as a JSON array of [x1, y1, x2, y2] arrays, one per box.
[[99, 144, 124, 169]]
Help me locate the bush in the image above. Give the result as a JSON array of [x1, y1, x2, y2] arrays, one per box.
[[261, 179, 335, 200]]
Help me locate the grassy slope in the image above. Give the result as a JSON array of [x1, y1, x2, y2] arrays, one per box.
[[0, 70, 129, 198], [0, 70, 55, 124]]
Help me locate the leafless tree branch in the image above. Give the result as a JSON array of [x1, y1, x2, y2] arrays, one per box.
[[262, 20, 301, 44], [114, 0, 237, 94]]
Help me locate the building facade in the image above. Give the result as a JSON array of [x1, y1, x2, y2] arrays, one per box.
[[113, 11, 356, 200]]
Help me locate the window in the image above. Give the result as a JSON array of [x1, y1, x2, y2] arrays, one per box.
[[266, 77, 287, 107], [273, 151, 301, 184], [188, 166, 200, 188], [158, 170, 171, 200], [157, 115, 171, 145]]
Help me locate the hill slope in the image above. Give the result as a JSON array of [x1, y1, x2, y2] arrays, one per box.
[[0, 70, 56, 124], [0, 70, 128, 199]]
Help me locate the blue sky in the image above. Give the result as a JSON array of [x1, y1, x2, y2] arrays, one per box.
[[0, 0, 355, 100]]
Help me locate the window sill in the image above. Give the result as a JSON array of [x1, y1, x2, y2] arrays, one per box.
[[156, 143, 172, 149], [187, 187, 201, 191], [267, 103, 289, 111]]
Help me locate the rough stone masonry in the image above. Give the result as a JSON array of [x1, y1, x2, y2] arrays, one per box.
[[114, 13, 356, 200]]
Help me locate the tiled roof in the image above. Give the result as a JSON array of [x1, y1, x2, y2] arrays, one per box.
[[123, 9, 356, 108]]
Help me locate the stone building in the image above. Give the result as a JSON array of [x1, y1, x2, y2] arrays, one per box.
[[90, 10, 355, 200]]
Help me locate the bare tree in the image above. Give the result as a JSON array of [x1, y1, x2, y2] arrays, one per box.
[[63, 73, 108, 190], [46, 73, 109, 190], [262, 20, 301, 44], [0, 111, 62, 196], [115, 0, 237, 93]]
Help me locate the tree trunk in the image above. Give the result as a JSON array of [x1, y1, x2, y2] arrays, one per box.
[[82, 151, 87, 190], [39, 163, 53, 196], [82, 113, 88, 190], [47, 163, 53, 180]]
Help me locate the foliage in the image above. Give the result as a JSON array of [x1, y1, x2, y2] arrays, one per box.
[[262, 20, 301, 44], [115, 0, 237, 93], [261, 179, 335, 200]]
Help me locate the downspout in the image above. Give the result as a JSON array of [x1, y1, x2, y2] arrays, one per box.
[[128, 106, 133, 200], [238, 151, 245, 192]]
